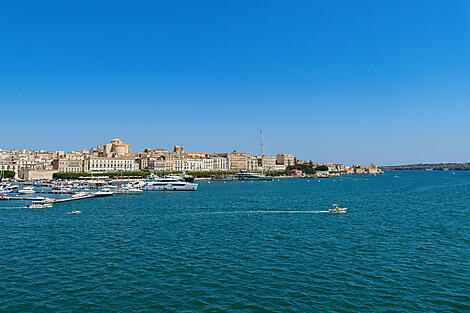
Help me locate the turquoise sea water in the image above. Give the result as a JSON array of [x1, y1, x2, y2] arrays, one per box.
[[1, 171, 469, 312]]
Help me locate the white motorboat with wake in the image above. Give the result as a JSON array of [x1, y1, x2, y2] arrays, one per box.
[[329, 204, 348, 214], [29, 203, 53, 209]]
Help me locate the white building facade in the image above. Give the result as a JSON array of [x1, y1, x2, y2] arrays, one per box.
[[85, 157, 139, 173]]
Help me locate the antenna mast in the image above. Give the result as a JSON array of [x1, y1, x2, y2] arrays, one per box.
[[260, 130, 264, 156]]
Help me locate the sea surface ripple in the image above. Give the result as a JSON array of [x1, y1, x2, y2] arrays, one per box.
[[0, 171, 469, 312]]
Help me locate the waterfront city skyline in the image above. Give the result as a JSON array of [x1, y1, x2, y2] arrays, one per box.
[[1, 1, 470, 165]]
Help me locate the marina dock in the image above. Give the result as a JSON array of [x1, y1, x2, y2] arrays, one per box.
[[0, 194, 96, 204], [44, 194, 95, 204], [0, 196, 48, 201]]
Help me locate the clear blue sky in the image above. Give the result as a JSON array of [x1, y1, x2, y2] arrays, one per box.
[[1, 1, 469, 165]]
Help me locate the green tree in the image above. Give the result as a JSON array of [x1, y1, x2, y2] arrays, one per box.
[[286, 164, 316, 174], [314, 165, 329, 171], [1, 170, 16, 179]]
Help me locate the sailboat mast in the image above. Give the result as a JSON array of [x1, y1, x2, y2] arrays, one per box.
[[260, 130, 264, 175]]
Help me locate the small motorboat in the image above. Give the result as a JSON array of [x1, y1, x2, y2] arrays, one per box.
[[19, 186, 35, 194], [29, 203, 52, 209], [329, 204, 348, 214], [68, 209, 81, 214]]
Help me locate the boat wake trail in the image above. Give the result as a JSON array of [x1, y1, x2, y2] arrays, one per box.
[[192, 210, 331, 215]]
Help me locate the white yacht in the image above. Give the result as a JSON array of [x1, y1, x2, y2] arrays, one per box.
[[143, 175, 198, 191], [115, 184, 143, 195], [0, 186, 12, 194], [0, 183, 18, 193], [127, 180, 146, 189], [19, 186, 36, 194], [94, 188, 114, 197], [72, 192, 91, 198], [51, 186, 71, 194]]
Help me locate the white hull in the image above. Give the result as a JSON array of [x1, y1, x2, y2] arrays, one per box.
[[234, 173, 273, 181], [143, 175, 198, 191], [19, 189, 35, 194], [94, 192, 114, 197], [29, 203, 52, 209], [51, 189, 71, 194], [115, 189, 143, 195], [144, 183, 198, 191]]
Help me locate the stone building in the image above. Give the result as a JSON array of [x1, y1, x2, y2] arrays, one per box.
[[261, 155, 277, 171], [185, 157, 214, 172], [101, 138, 131, 157], [53, 159, 84, 173], [85, 156, 139, 173], [23, 169, 56, 180], [143, 145, 222, 172], [147, 155, 167, 171], [1, 149, 55, 178], [246, 155, 260, 171], [346, 164, 383, 174], [213, 156, 230, 171], [326, 163, 347, 174], [224, 151, 248, 171], [276, 154, 296, 166]]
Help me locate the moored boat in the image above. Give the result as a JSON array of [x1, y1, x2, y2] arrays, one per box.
[[94, 188, 114, 197], [144, 175, 198, 191], [115, 185, 143, 195], [0, 183, 18, 193], [51, 186, 72, 194], [72, 192, 91, 198], [212, 176, 234, 181], [183, 174, 195, 182], [234, 172, 273, 181], [19, 186, 35, 194]]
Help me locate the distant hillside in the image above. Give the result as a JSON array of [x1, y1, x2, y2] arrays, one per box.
[[380, 163, 470, 171]]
